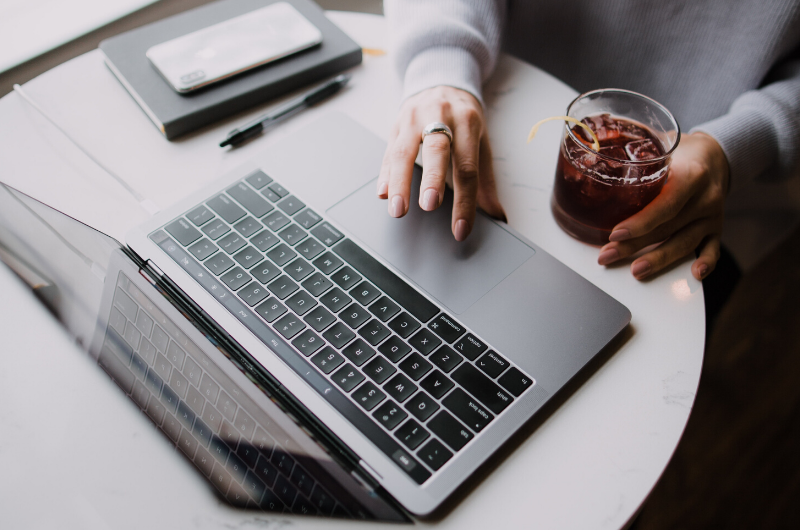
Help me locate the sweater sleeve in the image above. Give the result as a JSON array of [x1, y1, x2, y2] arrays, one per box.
[[384, 0, 506, 106], [692, 47, 800, 193]]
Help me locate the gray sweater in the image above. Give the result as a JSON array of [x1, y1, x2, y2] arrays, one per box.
[[386, 0, 800, 266]]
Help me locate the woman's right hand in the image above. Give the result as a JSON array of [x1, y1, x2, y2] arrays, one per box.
[[376, 86, 506, 241]]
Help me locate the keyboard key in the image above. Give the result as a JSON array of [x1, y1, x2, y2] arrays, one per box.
[[251, 230, 279, 252], [404, 391, 439, 421], [497, 367, 535, 396], [292, 329, 324, 357], [294, 209, 322, 229], [245, 170, 272, 189], [205, 253, 235, 276], [264, 210, 291, 231], [178, 428, 198, 458], [187, 205, 214, 226], [384, 373, 417, 402], [233, 246, 263, 269], [332, 364, 365, 392], [350, 281, 380, 306], [227, 182, 273, 218], [251, 260, 281, 284], [218, 232, 247, 254], [340, 303, 370, 329], [451, 363, 513, 414], [183, 357, 201, 387], [243, 470, 267, 504], [274, 474, 298, 506], [274, 313, 306, 339], [319, 287, 351, 313], [334, 239, 438, 322], [311, 346, 344, 374], [399, 352, 433, 381], [453, 333, 488, 361], [362, 355, 396, 384], [166, 340, 186, 368], [261, 188, 281, 202], [310, 484, 336, 515], [295, 237, 325, 260], [166, 218, 201, 246], [420, 370, 455, 399], [233, 216, 263, 238], [373, 400, 407, 430], [267, 182, 289, 198], [341, 338, 376, 366], [177, 401, 196, 430], [217, 392, 237, 423], [428, 411, 473, 451], [201, 219, 230, 240], [358, 319, 391, 346], [301, 273, 332, 297], [310, 222, 344, 247], [255, 298, 288, 322], [428, 313, 466, 344], [238, 282, 269, 307], [476, 351, 510, 378], [429, 345, 463, 373], [417, 439, 453, 471], [313, 252, 343, 275], [352, 381, 386, 411], [221, 267, 251, 291], [267, 275, 299, 300], [408, 328, 441, 356], [322, 322, 355, 349], [303, 305, 336, 332], [278, 224, 308, 246], [266, 243, 296, 266], [193, 417, 214, 447], [188, 238, 218, 260], [290, 466, 314, 499], [277, 195, 305, 216], [207, 194, 245, 224], [331, 266, 361, 290], [237, 441, 259, 469], [442, 388, 494, 432], [286, 289, 317, 315], [292, 494, 317, 516], [272, 448, 295, 477], [388, 312, 421, 338], [285, 258, 314, 282], [378, 335, 411, 363], [395, 419, 429, 450], [255, 455, 279, 487], [202, 404, 224, 433], [252, 427, 275, 455], [368, 296, 401, 322]]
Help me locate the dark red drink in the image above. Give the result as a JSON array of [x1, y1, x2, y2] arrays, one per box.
[[552, 113, 671, 245]]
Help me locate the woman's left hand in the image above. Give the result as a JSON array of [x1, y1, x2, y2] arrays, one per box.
[[597, 132, 730, 281]]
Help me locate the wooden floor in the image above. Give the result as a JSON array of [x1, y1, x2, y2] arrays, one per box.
[[637, 226, 800, 529]]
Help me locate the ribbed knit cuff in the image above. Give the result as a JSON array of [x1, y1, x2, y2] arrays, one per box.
[[692, 107, 778, 195], [402, 46, 484, 106]]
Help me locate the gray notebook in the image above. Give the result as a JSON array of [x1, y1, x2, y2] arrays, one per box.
[[100, 0, 362, 139]]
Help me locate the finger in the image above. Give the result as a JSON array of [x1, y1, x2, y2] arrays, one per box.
[[377, 122, 400, 199], [693, 235, 721, 281], [450, 110, 483, 241], [476, 133, 506, 222], [386, 127, 422, 218], [609, 159, 703, 242], [419, 132, 451, 211], [629, 219, 716, 280]]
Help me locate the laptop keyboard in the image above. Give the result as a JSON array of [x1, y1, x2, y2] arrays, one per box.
[[151, 170, 536, 484], [98, 272, 359, 516]]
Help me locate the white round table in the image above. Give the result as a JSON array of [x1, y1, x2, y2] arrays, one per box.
[[0, 12, 704, 530]]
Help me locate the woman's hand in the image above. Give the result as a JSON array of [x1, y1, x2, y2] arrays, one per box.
[[376, 86, 506, 241], [597, 132, 730, 281]]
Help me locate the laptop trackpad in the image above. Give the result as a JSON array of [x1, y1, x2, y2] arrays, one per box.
[[327, 167, 535, 315]]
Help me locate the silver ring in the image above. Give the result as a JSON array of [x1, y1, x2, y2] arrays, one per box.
[[421, 121, 453, 143]]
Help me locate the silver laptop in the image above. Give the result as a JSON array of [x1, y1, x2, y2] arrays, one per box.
[[1, 112, 630, 517]]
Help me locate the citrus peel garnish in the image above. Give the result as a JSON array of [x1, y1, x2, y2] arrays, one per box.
[[527, 116, 600, 152]]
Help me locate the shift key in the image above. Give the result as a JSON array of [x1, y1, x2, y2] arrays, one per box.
[[451, 363, 513, 415], [442, 388, 493, 433]]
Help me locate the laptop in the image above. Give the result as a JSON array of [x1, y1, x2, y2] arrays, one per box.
[[0, 112, 630, 517]]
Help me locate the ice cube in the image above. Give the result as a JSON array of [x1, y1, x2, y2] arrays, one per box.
[[618, 121, 648, 141], [583, 113, 620, 142], [625, 139, 661, 161], [600, 145, 628, 165]]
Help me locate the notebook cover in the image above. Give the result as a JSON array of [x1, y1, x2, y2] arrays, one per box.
[[99, 0, 362, 139]]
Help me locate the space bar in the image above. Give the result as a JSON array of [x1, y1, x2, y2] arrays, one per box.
[[333, 239, 438, 323]]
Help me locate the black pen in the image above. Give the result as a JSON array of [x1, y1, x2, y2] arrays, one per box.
[[219, 74, 351, 147]]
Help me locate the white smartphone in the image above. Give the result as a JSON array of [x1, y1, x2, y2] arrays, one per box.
[[146, 2, 323, 93]]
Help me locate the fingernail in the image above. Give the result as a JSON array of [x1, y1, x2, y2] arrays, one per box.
[[598, 248, 619, 265], [609, 229, 631, 242], [422, 188, 439, 211], [698, 264, 709, 279], [390, 195, 404, 218], [632, 260, 651, 279], [377, 181, 388, 197], [454, 219, 469, 241]]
